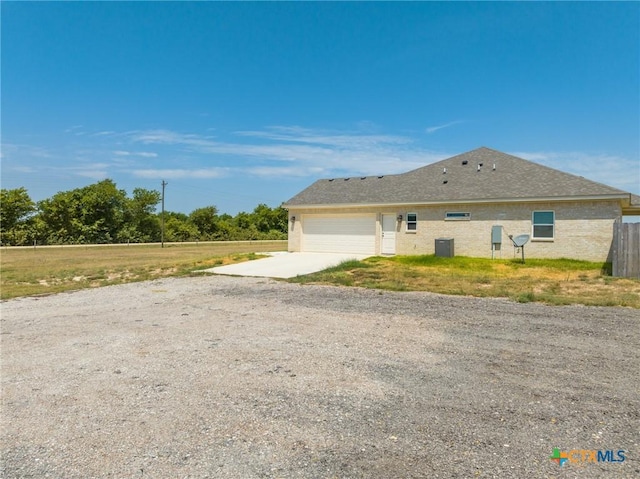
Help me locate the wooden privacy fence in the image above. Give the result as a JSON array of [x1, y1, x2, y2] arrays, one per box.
[[612, 221, 640, 278]]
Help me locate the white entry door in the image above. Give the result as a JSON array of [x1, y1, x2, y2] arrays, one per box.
[[381, 214, 396, 255]]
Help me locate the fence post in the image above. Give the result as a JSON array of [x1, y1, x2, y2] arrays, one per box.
[[612, 219, 619, 277], [628, 223, 640, 278]]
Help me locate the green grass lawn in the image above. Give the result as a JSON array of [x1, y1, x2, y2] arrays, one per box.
[[0, 241, 286, 300], [3, 245, 638, 308], [288, 255, 640, 308]]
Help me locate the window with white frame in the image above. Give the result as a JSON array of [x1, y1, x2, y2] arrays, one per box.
[[445, 212, 470, 221], [532, 211, 554, 239], [406, 212, 417, 231]]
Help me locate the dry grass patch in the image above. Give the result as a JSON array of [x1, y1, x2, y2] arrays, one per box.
[[0, 241, 286, 299], [290, 255, 639, 308]]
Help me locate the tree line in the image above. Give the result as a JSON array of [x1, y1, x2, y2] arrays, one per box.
[[0, 179, 288, 246]]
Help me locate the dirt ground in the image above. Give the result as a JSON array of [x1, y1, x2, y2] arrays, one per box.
[[1, 276, 638, 478]]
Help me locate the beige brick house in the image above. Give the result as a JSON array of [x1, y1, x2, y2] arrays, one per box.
[[283, 147, 640, 262]]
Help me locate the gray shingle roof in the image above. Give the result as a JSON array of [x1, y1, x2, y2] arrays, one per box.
[[284, 147, 631, 207]]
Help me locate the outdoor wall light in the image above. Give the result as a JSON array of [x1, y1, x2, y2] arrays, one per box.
[[397, 214, 403, 221]]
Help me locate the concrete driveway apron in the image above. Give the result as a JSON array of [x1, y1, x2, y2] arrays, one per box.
[[201, 252, 370, 279]]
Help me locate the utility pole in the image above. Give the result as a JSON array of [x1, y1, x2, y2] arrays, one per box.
[[161, 180, 168, 248]]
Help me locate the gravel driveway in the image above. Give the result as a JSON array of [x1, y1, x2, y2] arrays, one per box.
[[1, 276, 638, 478]]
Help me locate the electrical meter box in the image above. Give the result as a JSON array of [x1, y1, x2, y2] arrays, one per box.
[[492, 225, 502, 245]]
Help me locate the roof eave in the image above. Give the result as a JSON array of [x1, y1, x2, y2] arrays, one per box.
[[284, 194, 629, 210], [622, 206, 640, 215]]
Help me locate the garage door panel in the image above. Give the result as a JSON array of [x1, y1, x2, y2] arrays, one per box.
[[303, 216, 375, 254]]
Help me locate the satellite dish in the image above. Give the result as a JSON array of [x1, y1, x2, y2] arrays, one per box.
[[512, 234, 530, 248], [509, 234, 530, 263]]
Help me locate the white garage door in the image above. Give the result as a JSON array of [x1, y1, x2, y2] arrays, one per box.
[[302, 215, 376, 254]]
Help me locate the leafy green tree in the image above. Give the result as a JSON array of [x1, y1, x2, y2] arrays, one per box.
[[248, 204, 288, 239], [209, 214, 234, 240], [272, 205, 288, 233], [233, 211, 259, 239], [122, 188, 161, 242], [4, 180, 289, 244], [38, 180, 128, 244], [25, 215, 49, 245], [163, 212, 199, 242], [234, 211, 251, 230], [0, 187, 36, 245], [189, 206, 219, 239], [251, 204, 274, 233], [80, 180, 128, 243], [0, 187, 36, 230], [37, 190, 76, 244]]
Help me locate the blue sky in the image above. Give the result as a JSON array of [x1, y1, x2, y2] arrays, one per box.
[[2, 1, 639, 215]]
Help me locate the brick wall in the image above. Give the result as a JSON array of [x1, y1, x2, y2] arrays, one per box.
[[395, 200, 620, 262], [288, 200, 622, 262]]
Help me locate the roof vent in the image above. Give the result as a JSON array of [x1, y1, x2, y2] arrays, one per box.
[[378, 175, 384, 179], [462, 160, 468, 165], [344, 178, 350, 181], [492, 163, 496, 171], [443, 167, 447, 174], [477, 165, 481, 171], [479, 162, 483, 167], [443, 180, 448, 184], [360, 177, 366, 180], [328, 179, 334, 182]]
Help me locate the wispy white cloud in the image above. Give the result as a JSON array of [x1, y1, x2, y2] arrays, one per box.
[[235, 125, 413, 148], [74, 169, 109, 180], [129, 129, 216, 149], [425, 120, 464, 134], [244, 166, 326, 178], [10, 125, 635, 197], [33, 163, 112, 180], [63, 163, 111, 179], [126, 127, 636, 193], [10, 166, 38, 173], [114, 150, 158, 158], [131, 167, 229, 179], [127, 126, 443, 177], [2, 143, 122, 181], [514, 150, 640, 194], [1, 143, 52, 160]]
